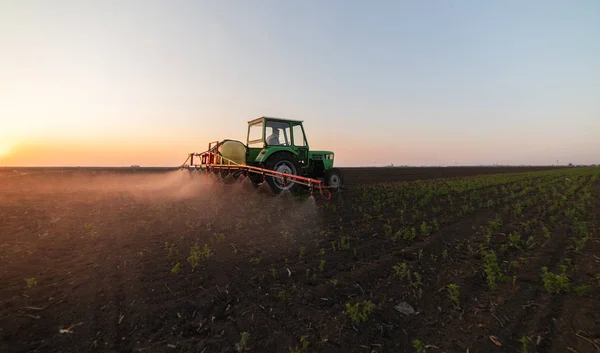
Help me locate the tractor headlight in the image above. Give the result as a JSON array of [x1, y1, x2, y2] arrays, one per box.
[[325, 154, 334, 160]]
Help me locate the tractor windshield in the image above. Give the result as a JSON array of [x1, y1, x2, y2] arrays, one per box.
[[265, 121, 291, 146]]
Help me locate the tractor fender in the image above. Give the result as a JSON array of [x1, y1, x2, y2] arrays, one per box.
[[253, 147, 298, 164]]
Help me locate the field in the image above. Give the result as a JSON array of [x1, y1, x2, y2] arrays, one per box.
[[1, 166, 599, 353]]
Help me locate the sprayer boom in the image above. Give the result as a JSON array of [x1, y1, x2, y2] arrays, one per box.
[[180, 143, 335, 200]]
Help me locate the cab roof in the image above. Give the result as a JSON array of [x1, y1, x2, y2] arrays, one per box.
[[248, 116, 304, 125]]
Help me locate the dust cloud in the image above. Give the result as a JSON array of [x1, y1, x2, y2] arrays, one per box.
[[0, 169, 323, 246]]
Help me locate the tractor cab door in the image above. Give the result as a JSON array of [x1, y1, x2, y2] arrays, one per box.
[[292, 123, 309, 170]]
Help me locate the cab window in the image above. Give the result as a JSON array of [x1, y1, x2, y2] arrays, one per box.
[[293, 125, 306, 147]]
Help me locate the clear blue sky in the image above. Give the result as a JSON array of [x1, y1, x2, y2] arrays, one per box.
[[1, 0, 599, 166]]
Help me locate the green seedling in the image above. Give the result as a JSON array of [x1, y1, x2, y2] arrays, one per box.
[[187, 243, 213, 271], [278, 290, 287, 302], [410, 272, 423, 299], [235, 331, 250, 352], [447, 283, 460, 309], [573, 284, 590, 296], [508, 231, 522, 250], [393, 263, 411, 281], [520, 336, 528, 353], [541, 266, 569, 294], [484, 251, 502, 291], [170, 263, 181, 274], [413, 339, 425, 353], [165, 241, 175, 256], [300, 335, 310, 350], [345, 300, 376, 325], [25, 277, 37, 289], [420, 222, 432, 236], [339, 236, 351, 250]]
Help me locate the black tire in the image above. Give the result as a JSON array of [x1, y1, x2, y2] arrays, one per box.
[[324, 168, 344, 188], [263, 152, 300, 194]]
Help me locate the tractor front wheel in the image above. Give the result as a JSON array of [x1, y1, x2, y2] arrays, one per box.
[[324, 168, 344, 189], [264, 153, 300, 194]]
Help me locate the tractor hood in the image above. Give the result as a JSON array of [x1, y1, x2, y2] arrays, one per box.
[[309, 150, 335, 161]]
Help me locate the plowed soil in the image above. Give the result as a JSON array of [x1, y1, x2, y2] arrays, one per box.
[[0, 167, 598, 353]]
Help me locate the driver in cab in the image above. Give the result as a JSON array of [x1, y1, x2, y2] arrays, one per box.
[[266, 127, 281, 145]]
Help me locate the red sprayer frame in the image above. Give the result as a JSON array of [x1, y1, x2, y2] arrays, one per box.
[[180, 141, 334, 200]]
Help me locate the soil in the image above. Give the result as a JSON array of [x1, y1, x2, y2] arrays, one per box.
[[0, 167, 597, 353]]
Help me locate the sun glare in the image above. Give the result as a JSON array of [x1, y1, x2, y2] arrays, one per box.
[[0, 143, 13, 158]]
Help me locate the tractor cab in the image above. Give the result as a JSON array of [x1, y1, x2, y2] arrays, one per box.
[[246, 117, 309, 165]]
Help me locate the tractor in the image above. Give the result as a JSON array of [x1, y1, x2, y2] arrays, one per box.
[[181, 116, 343, 197]]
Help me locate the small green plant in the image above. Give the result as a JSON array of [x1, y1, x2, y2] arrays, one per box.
[[213, 232, 225, 243], [418, 249, 423, 262], [484, 251, 502, 291], [447, 283, 460, 309], [384, 223, 393, 238], [339, 236, 351, 250], [420, 222, 433, 236], [187, 243, 213, 271], [165, 241, 175, 256], [392, 262, 410, 280], [319, 259, 326, 272], [345, 300, 376, 325], [520, 336, 528, 353], [514, 202, 523, 217], [83, 223, 97, 237], [300, 335, 310, 350], [235, 331, 250, 352], [271, 267, 277, 278], [25, 277, 37, 288], [249, 257, 261, 265], [404, 227, 418, 242], [541, 266, 569, 294], [299, 246, 305, 259], [525, 236, 535, 249], [541, 225, 551, 239], [442, 249, 448, 260], [170, 263, 181, 274], [413, 339, 425, 353], [278, 290, 287, 302], [200, 244, 213, 259], [573, 284, 590, 296], [508, 231, 522, 250], [331, 278, 339, 286], [409, 272, 423, 299]]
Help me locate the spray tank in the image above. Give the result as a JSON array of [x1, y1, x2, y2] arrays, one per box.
[[217, 140, 247, 165]]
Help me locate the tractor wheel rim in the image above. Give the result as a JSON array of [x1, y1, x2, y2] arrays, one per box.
[[329, 174, 341, 187], [273, 161, 296, 190]]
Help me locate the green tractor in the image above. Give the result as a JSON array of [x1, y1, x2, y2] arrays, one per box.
[[182, 116, 344, 196], [244, 117, 343, 193]]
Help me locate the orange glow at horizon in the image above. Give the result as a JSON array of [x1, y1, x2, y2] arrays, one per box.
[[0, 139, 192, 167]]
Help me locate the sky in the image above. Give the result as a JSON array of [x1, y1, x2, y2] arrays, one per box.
[[1, 0, 599, 167]]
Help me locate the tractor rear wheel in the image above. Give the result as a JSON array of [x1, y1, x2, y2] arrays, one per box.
[[324, 168, 344, 189], [264, 153, 300, 193]]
